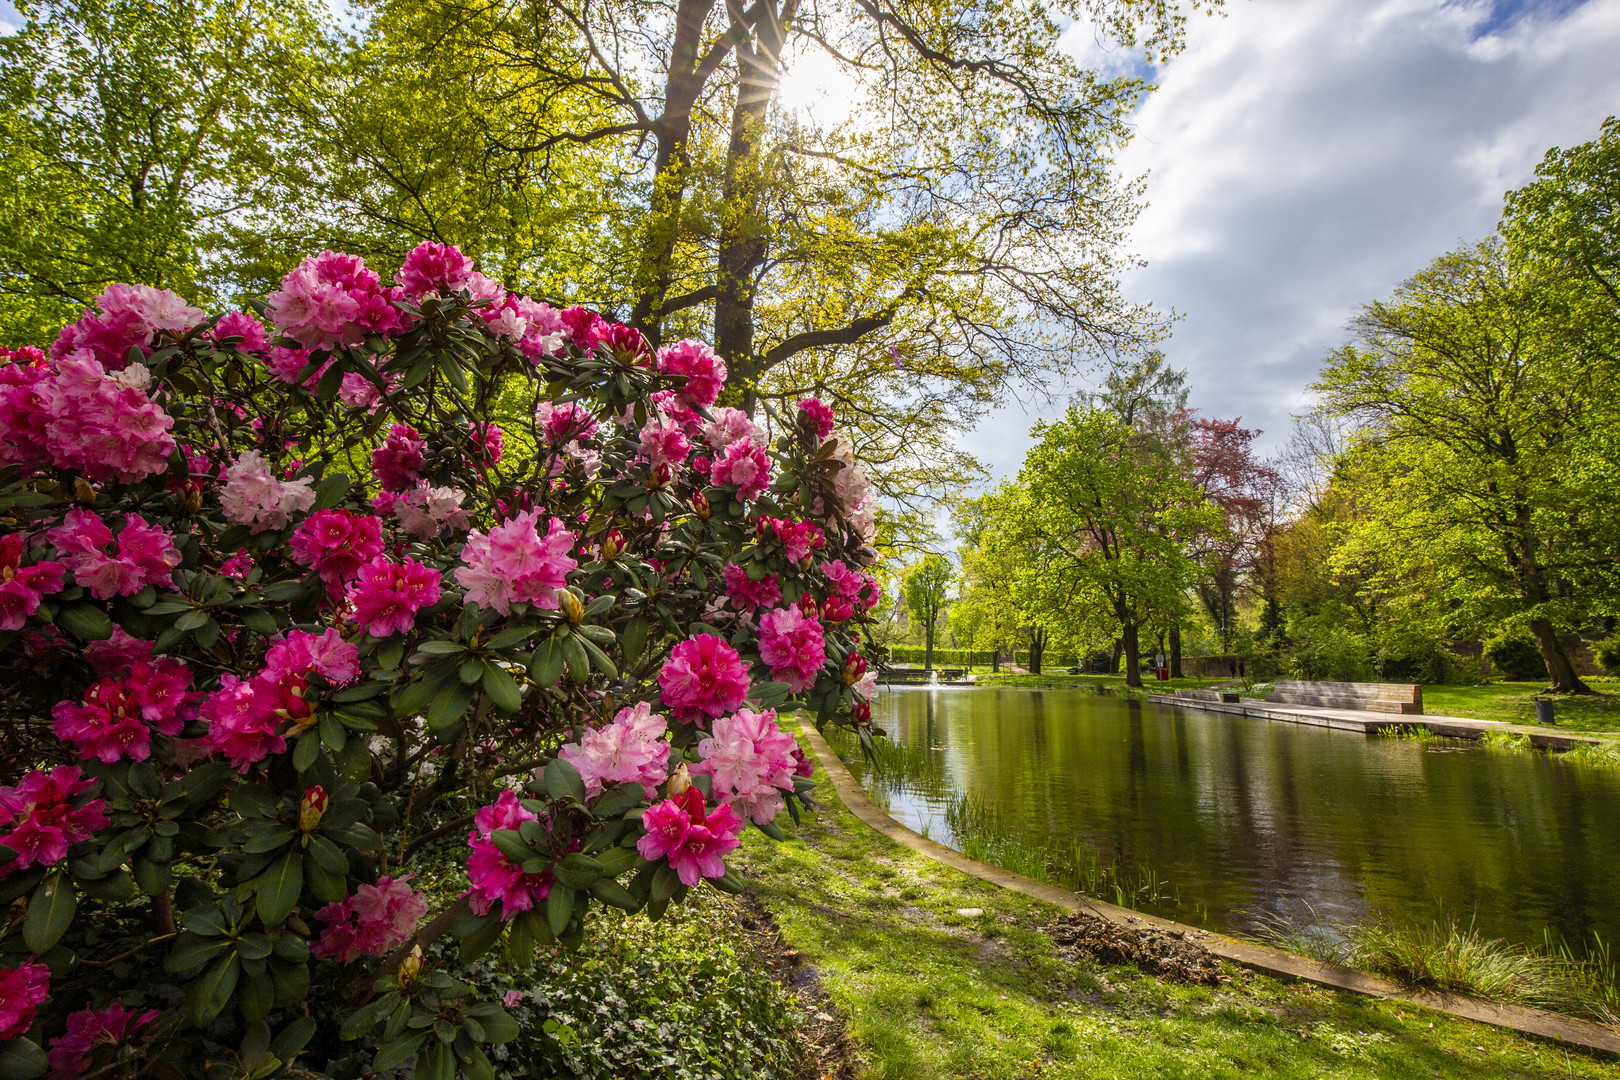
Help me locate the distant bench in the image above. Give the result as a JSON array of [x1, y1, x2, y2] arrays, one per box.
[[1265, 680, 1423, 715]]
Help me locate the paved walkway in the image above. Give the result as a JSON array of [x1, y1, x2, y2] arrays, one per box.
[[1145, 694, 1614, 750], [796, 715, 1620, 1056]]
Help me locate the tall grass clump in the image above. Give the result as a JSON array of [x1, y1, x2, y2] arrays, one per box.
[[1256, 912, 1620, 1022]]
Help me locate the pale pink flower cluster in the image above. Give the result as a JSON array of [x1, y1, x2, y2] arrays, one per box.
[[263, 629, 360, 685], [638, 414, 691, 472], [219, 451, 316, 533], [557, 702, 670, 800], [51, 658, 194, 763], [338, 369, 400, 412], [0, 765, 109, 871], [390, 481, 471, 538], [635, 787, 742, 888], [656, 339, 726, 409], [0, 961, 50, 1041], [465, 790, 553, 918], [657, 634, 752, 725], [480, 295, 567, 361], [268, 250, 404, 352], [48, 509, 179, 599], [346, 556, 442, 637], [51, 283, 206, 370], [46, 1003, 159, 1077], [0, 532, 64, 630], [0, 353, 176, 482], [454, 511, 578, 615], [710, 437, 770, 501], [312, 874, 429, 962], [691, 708, 800, 824], [757, 605, 827, 692], [700, 407, 759, 450]]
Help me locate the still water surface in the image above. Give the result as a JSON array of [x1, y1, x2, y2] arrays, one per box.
[[841, 687, 1620, 948]]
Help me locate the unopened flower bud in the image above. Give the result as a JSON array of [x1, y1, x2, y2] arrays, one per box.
[[843, 653, 868, 685], [853, 701, 872, 726], [298, 785, 328, 832], [797, 595, 819, 620], [602, 529, 625, 560], [692, 492, 710, 520], [560, 590, 584, 625], [399, 944, 423, 984], [666, 763, 692, 797], [73, 477, 97, 504]]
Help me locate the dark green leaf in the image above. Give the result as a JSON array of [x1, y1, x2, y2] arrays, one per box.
[[253, 852, 304, 927], [24, 874, 75, 953]]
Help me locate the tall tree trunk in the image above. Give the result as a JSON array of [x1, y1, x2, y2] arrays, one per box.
[[1122, 622, 1142, 688], [991, 643, 1002, 673], [1110, 637, 1122, 674], [1169, 626, 1183, 679], [1029, 627, 1046, 675], [627, 0, 720, 341], [713, 0, 795, 412], [1530, 617, 1589, 694]]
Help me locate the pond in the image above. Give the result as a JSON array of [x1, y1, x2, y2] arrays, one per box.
[[837, 686, 1620, 951]]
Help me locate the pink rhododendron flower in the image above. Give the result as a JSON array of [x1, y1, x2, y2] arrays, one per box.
[[638, 415, 691, 472], [853, 669, 880, 702], [691, 707, 799, 824], [397, 241, 474, 300], [757, 605, 827, 693], [47, 509, 179, 599], [51, 283, 205, 370], [599, 322, 652, 364], [0, 349, 51, 471], [465, 790, 554, 918], [534, 400, 597, 446], [51, 659, 194, 763], [819, 559, 867, 603], [24, 355, 176, 482], [710, 437, 770, 501], [0, 962, 50, 1041], [0, 766, 109, 871], [454, 511, 577, 615], [762, 517, 825, 563], [393, 481, 471, 538], [219, 549, 254, 579], [312, 873, 429, 962], [264, 346, 328, 389], [480, 295, 566, 359], [635, 787, 742, 887], [338, 372, 383, 411], [200, 673, 310, 770], [346, 556, 442, 637], [657, 339, 726, 409], [657, 635, 751, 725], [371, 424, 426, 492], [0, 533, 65, 630], [264, 629, 359, 685], [46, 1003, 159, 1077], [790, 744, 815, 778], [559, 306, 611, 350], [721, 563, 780, 612], [289, 509, 385, 588], [268, 250, 402, 352], [219, 451, 316, 533], [85, 627, 153, 675], [796, 396, 835, 438], [699, 407, 758, 450], [209, 310, 270, 353], [557, 702, 670, 799], [822, 595, 854, 622]]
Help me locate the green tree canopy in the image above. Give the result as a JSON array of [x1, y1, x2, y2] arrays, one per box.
[[902, 553, 954, 669]]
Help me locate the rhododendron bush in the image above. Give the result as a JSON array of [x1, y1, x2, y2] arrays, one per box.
[[0, 244, 881, 1078]]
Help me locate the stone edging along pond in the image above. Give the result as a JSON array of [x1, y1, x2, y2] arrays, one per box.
[[793, 717, 1620, 1058]]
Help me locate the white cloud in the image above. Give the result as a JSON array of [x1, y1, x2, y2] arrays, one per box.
[[960, 0, 1620, 480]]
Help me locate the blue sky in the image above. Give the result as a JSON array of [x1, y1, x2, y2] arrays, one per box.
[[960, 0, 1620, 477]]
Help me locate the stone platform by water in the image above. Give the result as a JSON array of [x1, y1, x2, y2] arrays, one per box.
[[1145, 694, 1612, 751]]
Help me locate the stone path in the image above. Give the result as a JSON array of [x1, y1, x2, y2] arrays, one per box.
[[796, 715, 1620, 1057]]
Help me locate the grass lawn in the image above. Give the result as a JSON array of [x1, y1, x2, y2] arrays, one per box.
[[732, 732, 1620, 1080], [1422, 680, 1620, 733]]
